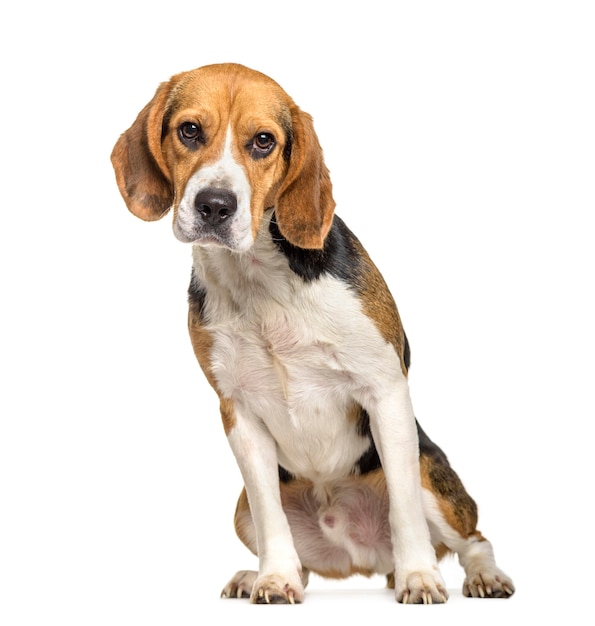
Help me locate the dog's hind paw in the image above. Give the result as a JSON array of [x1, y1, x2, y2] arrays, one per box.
[[221, 570, 257, 599], [463, 568, 515, 598]]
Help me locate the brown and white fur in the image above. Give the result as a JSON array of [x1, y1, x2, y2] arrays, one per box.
[[111, 63, 514, 604]]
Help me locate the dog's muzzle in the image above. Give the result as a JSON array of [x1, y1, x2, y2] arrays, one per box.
[[174, 186, 249, 248]]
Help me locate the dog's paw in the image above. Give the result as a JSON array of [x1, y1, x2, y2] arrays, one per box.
[[395, 570, 449, 604], [221, 570, 257, 599], [251, 573, 305, 605], [463, 567, 515, 598]]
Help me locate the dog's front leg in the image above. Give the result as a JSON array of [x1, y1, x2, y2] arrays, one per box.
[[369, 380, 448, 604], [226, 406, 304, 604]]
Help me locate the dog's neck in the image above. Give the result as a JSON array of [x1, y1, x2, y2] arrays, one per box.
[[190, 210, 301, 311]]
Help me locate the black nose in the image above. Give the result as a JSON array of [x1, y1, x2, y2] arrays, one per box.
[[194, 188, 238, 226]]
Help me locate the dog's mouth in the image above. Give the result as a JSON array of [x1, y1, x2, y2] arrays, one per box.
[[173, 216, 254, 251]]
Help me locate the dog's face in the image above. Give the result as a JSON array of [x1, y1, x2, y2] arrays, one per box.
[[111, 63, 335, 250]]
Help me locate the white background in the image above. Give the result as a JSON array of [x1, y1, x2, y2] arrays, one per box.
[[1, 1, 593, 624]]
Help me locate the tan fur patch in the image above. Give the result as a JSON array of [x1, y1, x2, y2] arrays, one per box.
[[346, 402, 362, 426], [188, 309, 237, 434], [352, 240, 409, 375], [219, 397, 237, 435], [187, 309, 216, 387], [419, 454, 478, 538]]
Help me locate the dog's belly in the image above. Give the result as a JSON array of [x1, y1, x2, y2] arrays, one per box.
[[266, 472, 394, 577]]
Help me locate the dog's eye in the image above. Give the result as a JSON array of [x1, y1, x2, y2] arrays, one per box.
[[178, 122, 204, 149], [250, 132, 275, 158]]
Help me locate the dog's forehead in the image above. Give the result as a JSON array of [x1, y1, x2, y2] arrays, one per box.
[[168, 65, 292, 128]]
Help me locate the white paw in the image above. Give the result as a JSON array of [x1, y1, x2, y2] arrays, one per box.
[[395, 570, 449, 604], [251, 573, 305, 604], [463, 567, 515, 598], [221, 569, 305, 604]]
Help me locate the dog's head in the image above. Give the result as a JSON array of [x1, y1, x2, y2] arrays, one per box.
[[111, 63, 335, 251]]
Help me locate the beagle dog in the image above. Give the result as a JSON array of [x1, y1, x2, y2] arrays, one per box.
[[111, 63, 515, 604]]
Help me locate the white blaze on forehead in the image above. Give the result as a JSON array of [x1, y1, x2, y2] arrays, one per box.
[[185, 127, 251, 197], [175, 126, 254, 249]]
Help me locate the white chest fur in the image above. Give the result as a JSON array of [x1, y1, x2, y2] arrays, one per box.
[[192, 229, 404, 483]]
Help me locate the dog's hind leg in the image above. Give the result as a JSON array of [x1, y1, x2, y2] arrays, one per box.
[[422, 494, 515, 598], [417, 423, 515, 598]]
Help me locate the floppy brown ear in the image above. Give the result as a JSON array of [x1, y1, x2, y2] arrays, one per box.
[[111, 82, 173, 221], [275, 107, 336, 249]]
